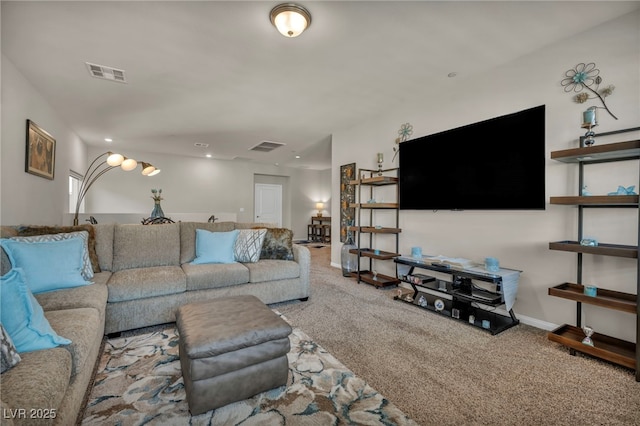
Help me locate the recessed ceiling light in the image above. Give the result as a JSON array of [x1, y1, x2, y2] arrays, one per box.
[[104, 138, 113, 142], [206, 154, 212, 158], [295, 155, 301, 159]]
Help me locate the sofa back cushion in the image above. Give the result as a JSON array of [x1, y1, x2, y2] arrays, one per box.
[[179, 222, 236, 264], [93, 223, 115, 272], [112, 223, 180, 271]]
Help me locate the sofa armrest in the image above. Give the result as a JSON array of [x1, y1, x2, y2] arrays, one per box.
[[292, 244, 310, 295]]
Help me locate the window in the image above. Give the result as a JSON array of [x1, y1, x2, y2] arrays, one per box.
[[69, 171, 84, 214]]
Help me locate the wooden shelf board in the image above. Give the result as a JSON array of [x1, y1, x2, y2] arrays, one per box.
[[551, 140, 640, 163], [349, 176, 398, 186], [550, 195, 639, 206], [348, 226, 401, 234], [350, 203, 399, 209], [549, 241, 638, 258], [549, 283, 637, 314], [548, 324, 636, 370], [351, 270, 399, 288], [349, 248, 400, 260]]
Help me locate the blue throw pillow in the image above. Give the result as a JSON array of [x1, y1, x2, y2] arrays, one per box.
[[0, 237, 91, 294], [0, 268, 71, 353], [192, 229, 239, 264], [8, 231, 93, 280]]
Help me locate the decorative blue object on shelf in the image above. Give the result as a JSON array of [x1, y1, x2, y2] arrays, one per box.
[[584, 285, 598, 297], [581, 185, 592, 196], [484, 257, 500, 272], [607, 185, 636, 195], [580, 238, 599, 247]]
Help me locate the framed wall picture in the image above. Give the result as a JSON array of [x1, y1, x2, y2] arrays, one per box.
[[25, 119, 56, 180], [339, 162, 356, 242]]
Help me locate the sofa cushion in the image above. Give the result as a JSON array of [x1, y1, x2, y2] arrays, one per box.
[[94, 223, 115, 272], [12, 224, 100, 273], [182, 262, 250, 291], [35, 272, 109, 315], [0, 324, 21, 373], [107, 265, 186, 302], [0, 346, 71, 417], [0, 238, 91, 294], [259, 228, 294, 260], [244, 259, 301, 283], [45, 308, 100, 377], [234, 228, 267, 263], [0, 268, 71, 353], [192, 229, 239, 264], [112, 223, 180, 271], [179, 221, 236, 264], [6, 231, 94, 280]]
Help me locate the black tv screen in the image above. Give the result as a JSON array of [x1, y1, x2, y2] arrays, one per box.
[[399, 105, 545, 210]]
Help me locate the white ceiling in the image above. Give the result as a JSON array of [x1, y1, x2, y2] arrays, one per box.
[[2, 1, 638, 170]]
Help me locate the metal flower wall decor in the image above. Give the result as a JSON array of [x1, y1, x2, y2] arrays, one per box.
[[392, 122, 413, 161], [561, 62, 618, 120]]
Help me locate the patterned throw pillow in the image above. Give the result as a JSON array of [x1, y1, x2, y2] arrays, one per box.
[[8, 231, 93, 280], [234, 229, 267, 263], [259, 228, 294, 260], [0, 324, 21, 373]]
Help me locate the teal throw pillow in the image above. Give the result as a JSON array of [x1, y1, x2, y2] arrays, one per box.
[[7, 231, 93, 280], [192, 229, 239, 264], [0, 237, 91, 294], [0, 268, 71, 353]]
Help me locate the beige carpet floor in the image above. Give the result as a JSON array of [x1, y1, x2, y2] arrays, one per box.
[[274, 246, 640, 426]]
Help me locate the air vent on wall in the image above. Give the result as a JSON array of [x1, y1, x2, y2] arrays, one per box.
[[86, 62, 127, 83], [249, 141, 286, 152]]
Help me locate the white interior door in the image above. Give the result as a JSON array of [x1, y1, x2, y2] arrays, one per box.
[[255, 183, 282, 227]]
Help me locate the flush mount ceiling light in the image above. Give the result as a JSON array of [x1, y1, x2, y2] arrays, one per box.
[[270, 3, 311, 37]]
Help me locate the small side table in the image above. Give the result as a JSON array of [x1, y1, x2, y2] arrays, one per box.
[[309, 216, 331, 243]]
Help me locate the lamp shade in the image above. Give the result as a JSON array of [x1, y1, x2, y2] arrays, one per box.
[[106, 152, 124, 166], [270, 4, 311, 37], [316, 202, 324, 210], [120, 158, 138, 171], [141, 162, 156, 176], [147, 169, 161, 177]]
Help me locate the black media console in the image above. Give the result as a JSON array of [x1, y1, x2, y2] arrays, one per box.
[[394, 256, 520, 335]]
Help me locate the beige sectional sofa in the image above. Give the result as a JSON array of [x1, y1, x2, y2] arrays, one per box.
[[0, 221, 310, 425]]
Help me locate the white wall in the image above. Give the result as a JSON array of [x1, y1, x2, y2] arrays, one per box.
[[1, 55, 86, 225], [331, 11, 640, 339], [82, 146, 331, 240]]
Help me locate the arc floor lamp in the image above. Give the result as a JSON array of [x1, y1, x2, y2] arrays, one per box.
[[73, 151, 160, 225]]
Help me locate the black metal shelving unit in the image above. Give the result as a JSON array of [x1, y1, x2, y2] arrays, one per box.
[[348, 168, 401, 288], [547, 127, 640, 379]]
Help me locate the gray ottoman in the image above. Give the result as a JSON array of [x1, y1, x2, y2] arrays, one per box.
[[176, 295, 292, 415]]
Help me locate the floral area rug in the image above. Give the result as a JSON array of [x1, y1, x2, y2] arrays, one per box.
[[82, 313, 417, 426]]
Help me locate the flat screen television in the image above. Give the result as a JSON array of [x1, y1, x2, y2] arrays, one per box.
[[399, 105, 545, 210]]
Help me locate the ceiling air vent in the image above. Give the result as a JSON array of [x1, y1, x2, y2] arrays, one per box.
[[194, 143, 209, 148], [86, 62, 127, 83], [249, 141, 286, 152]]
